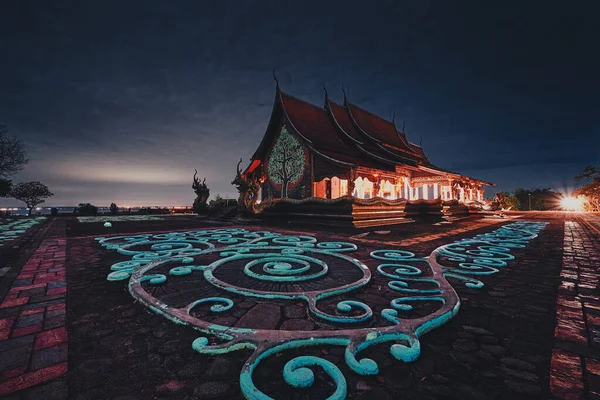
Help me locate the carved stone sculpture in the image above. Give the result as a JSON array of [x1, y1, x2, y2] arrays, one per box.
[[192, 170, 210, 213], [231, 159, 260, 214]]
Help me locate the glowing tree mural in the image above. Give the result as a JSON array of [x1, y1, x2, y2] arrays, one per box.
[[268, 126, 305, 198]]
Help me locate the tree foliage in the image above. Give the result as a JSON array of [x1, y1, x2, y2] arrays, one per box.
[[495, 191, 521, 210], [503, 195, 521, 211], [110, 202, 119, 215], [575, 165, 600, 182], [0, 125, 28, 178], [575, 164, 600, 211], [10, 181, 53, 215], [76, 203, 98, 216], [513, 188, 561, 211], [267, 126, 305, 198], [0, 178, 11, 197]]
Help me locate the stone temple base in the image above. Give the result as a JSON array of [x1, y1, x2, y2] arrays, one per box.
[[258, 196, 447, 228]]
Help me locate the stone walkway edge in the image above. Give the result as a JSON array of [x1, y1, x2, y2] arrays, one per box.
[[0, 219, 67, 397], [550, 214, 600, 400]]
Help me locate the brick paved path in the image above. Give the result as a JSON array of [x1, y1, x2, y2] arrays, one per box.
[[351, 215, 511, 246], [2, 213, 598, 399], [0, 218, 68, 398], [551, 213, 600, 400], [65, 216, 564, 399], [0, 218, 50, 301]]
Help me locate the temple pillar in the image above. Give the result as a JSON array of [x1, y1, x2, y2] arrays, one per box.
[[340, 179, 348, 196], [433, 184, 439, 199], [423, 184, 430, 200], [348, 170, 356, 197], [331, 177, 341, 199]]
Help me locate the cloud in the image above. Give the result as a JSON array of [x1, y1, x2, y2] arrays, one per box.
[[0, 1, 597, 206]]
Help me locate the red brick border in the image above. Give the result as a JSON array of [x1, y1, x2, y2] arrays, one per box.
[[0, 220, 67, 397]]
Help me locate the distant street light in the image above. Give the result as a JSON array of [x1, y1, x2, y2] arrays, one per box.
[[561, 196, 585, 211]]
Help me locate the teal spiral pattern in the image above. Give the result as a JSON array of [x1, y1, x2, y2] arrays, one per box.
[[96, 222, 546, 400]]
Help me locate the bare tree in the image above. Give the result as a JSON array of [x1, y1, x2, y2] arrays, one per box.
[[0, 125, 28, 178], [10, 181, 54, 216]]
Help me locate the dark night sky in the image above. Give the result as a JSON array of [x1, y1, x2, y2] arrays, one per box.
[[1, 1, 598, 206]]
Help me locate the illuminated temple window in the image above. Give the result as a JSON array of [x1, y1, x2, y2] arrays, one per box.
[[381, 179, 400, 199], [340, 179, 348, 196], [353, 177, 373, 199], [312, 177, 348, 199]]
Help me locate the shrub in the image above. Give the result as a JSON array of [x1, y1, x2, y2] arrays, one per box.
[[110, 203, 119, 215], [193, 201, 209, 215], [137, 207, 171, 215], [77, 203, 98, 216], [50, 207, 58, 216]]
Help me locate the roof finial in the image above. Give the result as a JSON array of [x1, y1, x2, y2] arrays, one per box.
[[272, 68, 280, 88], [392, 110, 396, 124], [402, 121, 406, 132], [323, 83, 328, 96], [341, 84, 348, 103], [419, 135, 423, 146]]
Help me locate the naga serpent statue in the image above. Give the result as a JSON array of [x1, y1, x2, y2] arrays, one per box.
[[231, 158, 260, 214], [192, 170, 210, 212]]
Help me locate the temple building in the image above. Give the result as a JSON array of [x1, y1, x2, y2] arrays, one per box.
[[242, 81, 493, 209]]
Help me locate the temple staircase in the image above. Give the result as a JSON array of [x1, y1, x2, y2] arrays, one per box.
[[442, 200, 470, 219]]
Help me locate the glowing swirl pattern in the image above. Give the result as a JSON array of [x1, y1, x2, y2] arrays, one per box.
[[0, 217, 45, 247], [96, 222, 546, 400], [78, 215, 161, 223]]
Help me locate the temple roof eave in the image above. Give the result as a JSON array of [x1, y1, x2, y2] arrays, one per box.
[[417, 165, 495, 186], [243, 84, 494, 188], [324, 96, 364, 146], [346, 102, 421, 156], [311, 148, 356, 168]]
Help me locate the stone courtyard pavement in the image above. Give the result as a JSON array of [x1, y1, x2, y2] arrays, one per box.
[[0, 213, 598, 399]]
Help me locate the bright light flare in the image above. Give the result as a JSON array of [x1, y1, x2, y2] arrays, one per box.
[[561, 196, 585, 211]]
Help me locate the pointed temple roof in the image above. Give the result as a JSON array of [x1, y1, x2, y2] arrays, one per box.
[[248, 84, 493, 186]]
